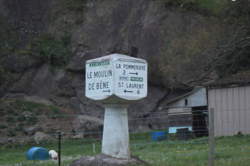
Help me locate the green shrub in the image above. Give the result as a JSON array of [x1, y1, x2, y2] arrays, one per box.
[[0, 66, 5, 85], [6, 107, 18, 116], [47, 105, 61, 118], [0, 65, 18, 89], [51, 107, 60, 114], [25, 116, 38, 125], [62, 0, 87, 12], [50, 109, 60, 119], [7, 129, 16, 137], [6, 116, 16, 123], [196, 0, 229, 15], [30, 33, 71, 67], [17, 115, 26, 122], [215, 46, 250, 77], [0, 16, 19, 54], [14, 125, 24, 132], [163, 0, 229, 15], [51, 0, 87, 25], [14, 100, 43, 113], [0, 124, 7, 129]]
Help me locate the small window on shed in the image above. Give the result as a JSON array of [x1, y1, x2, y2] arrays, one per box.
[[185, 99, 188, 106]]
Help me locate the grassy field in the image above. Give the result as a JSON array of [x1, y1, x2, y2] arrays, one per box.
[[1, 135, 250, 166]]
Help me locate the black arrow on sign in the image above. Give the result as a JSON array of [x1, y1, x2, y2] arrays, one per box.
[[103, 90, 111, 93], [124, 90, 133, 93], [129, 72, 138, 75]]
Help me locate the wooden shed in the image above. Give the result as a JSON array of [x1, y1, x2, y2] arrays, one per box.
[[165, 87, 208, 136], [208, 72, 250, 136]]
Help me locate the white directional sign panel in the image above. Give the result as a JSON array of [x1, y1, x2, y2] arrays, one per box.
[[114, 59, 147, 100], [85, 58, 113, 100], [85, 54, 147, 101]]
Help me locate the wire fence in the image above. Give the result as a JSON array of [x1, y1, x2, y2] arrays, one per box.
[[1, 107, 250, 166]]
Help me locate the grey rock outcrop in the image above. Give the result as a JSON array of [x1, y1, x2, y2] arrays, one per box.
[[70, 154, 148, 166], [24, 126, 43, 136], [0, 138, 8, 145], [72, 115, 103, 137], [34, 131, 54, 144]]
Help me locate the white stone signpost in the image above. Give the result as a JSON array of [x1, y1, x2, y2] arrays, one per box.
[[85, 53, 147, 159]]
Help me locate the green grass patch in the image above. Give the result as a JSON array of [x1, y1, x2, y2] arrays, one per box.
[[0, 99, 67, 134], [1, 135, 250, 166], [14, 100, 46, 112], [195, 0, 229, 15], [163, 0, 230, 15], [0, 99, 63, 116], [0, 139, 101, 166]]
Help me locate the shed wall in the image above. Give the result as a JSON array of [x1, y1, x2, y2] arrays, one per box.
[[168, 108, 191, 114], [169, 88, 207, 108], [208, 86, 250, 136]]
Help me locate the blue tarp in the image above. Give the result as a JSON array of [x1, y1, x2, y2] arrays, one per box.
[[26, 147, 50, 160], [151, 131, 167, 141], [169, 126, 192, 134]]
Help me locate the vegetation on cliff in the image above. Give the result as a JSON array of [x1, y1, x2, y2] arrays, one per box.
[[0, 99, 73, 138], [0, 0, 249, 141], [0, 0, 249, 86]]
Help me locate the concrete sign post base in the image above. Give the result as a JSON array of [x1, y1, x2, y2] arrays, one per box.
[[102, 104, 130, 159], [85, 54, 148, 161]]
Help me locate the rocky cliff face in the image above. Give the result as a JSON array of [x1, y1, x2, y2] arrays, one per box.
[[0, 0, 249, 134]]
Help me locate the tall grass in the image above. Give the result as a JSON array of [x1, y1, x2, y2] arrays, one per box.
[[195, 0, 229, 15], [1, 135, 250, 166]]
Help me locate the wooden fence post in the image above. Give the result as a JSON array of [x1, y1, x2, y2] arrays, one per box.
[[58, 131, 62, 166], [208, 108, 215, 166]]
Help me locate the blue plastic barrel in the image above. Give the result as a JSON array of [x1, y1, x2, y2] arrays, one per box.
[[26, 147, 50, 160], [151, 131, 167, 141]]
